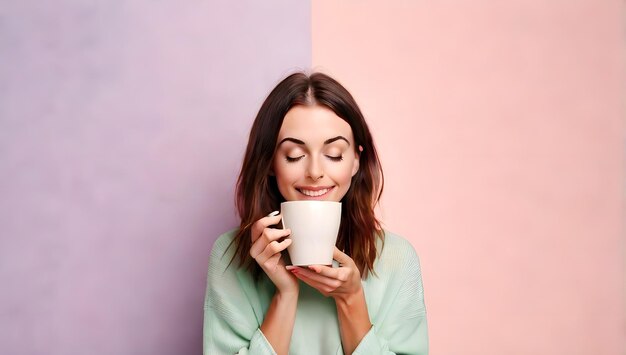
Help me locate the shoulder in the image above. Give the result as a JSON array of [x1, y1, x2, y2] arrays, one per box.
[[207, 228, 240, 275], [210, 228, 239, 257], [379, 230, 420, 260], [205, 228, 263, 331], [363, 230, 425, 307], [374, 230, 423, 274], [380, 230, 414, 249]]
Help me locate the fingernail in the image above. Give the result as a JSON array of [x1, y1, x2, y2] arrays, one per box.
[[267, 211, 279, 217], [285, 265, 296, 270]]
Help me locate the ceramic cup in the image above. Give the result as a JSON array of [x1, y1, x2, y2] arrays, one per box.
[[280, 200, 342, 266]]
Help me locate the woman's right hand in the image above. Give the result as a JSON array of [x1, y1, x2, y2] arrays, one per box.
[[250, 212, 298, 295]]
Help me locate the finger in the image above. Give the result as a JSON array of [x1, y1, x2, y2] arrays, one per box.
[[333, 247, 353, 265], [252, 233, 290, 260], [250, 228, 291, 259], [256, 238, 292, 263], [251, 212, 284, 242], [293, 267, 342, 289], [251, 212, 283, 242], [307, 264, 342, 280], [292, 271, 335, 294]]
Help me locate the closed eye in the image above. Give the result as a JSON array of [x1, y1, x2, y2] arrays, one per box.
[[286, 155, 305, 163], [326, 155, 343, 162]]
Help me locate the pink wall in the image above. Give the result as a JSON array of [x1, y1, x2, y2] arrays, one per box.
[[313, 1, 624, 354]]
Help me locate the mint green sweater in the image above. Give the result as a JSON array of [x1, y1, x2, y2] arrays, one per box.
[[203, 229, 428, 354]]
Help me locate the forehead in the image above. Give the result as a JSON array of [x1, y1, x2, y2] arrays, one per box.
[[278, 105, 354, 143]]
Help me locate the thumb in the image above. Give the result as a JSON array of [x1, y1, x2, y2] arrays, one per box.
[[333, 246, 353, 265]]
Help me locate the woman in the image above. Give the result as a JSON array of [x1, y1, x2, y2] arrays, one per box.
[[204, 72, 428, 354]]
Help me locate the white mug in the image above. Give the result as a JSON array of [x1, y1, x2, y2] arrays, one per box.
[[280, 201, 342, 266]]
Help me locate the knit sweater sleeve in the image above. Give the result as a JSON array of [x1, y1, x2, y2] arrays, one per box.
[[203, 231, 276, 355], [348, 233, 429, 355]]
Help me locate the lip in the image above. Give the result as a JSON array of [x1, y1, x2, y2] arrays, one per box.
[[295, 186, 335, 199], [297, 185, 334, 191]]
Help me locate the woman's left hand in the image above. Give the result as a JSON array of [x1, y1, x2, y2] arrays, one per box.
[[287, 247, 362, 302]]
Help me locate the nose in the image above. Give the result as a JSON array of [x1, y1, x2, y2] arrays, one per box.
[[306, 156, 324, 181]]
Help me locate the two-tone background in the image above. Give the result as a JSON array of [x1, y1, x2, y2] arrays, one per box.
[[1, 1, 623, 354]]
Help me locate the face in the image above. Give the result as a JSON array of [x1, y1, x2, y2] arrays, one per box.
[[272, 105, 360, 202]]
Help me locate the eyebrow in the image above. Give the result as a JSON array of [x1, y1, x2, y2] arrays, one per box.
[[278, 136, 351, 146]]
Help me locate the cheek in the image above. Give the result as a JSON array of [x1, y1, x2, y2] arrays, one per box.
[[274, 162, 299, 186], [327, 162, 356, 185]]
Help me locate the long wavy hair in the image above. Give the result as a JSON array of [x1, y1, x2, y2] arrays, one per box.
[[232, 72, 384, 279]]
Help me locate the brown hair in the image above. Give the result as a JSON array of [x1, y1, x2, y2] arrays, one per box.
[[232, 72, 384, 279]]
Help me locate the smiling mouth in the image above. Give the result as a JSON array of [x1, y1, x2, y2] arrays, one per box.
[[296, 187, 334, 197]]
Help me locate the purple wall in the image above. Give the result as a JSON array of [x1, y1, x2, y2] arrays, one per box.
[[0, 1, 310, 354]]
